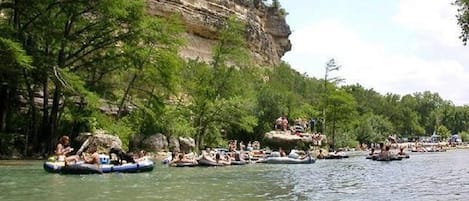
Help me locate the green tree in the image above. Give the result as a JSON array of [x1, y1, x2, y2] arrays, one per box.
[[0, 0, 168, 153], [321, 59, 343, 138], [180, 17, 256, 149], [355, 113, 393, 145], [436, 125, 451, 140], [325, 89, 356, 150], [116, 16, 183, 137], [455, 0, 469, 45]]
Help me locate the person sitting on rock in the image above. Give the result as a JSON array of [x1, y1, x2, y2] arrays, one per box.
[[275, 117, 283, 130], [281, 116, 289, 131]]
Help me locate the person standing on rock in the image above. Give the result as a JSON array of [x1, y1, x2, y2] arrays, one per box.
[[309, 118, 316, 133]]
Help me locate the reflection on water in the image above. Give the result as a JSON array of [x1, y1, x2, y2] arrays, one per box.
[[1, 150, 469, 201]]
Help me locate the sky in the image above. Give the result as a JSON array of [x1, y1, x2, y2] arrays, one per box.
[[279, 0, 469, 105]]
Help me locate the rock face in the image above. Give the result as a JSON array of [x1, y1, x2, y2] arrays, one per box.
[[168, 136, 181, 152], [142, 133, 169, 152], [263, 131, 326, 151], [76, 130, 123, 154], [130, 134, 196, 153], [147, 0, 291, 66], [178, 137, 196, 153]]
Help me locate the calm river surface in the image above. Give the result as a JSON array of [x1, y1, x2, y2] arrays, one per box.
[[1, 149, 469, 201]]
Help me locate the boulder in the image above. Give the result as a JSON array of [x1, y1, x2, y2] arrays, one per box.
[[179, 137, 195, 153], [168, 136, 181, 153], [76, 130, 123, 154], [128, 134, 145, 152], [263, 130, 318, 152], [142, 133, 168, 152]]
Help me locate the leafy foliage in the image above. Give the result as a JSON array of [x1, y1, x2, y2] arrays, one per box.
[[2, 1, 469, 156]]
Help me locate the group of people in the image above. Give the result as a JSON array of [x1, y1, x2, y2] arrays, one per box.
[[270, 147, 311, 160], [55, 135, 99, 166], [168, 151, 198, 165], [368, 143, 407, 160], [275, 115, 289, 131], [200, 149, 233, 165], [55, 135, 146, 166], [228, 140, 260, 152], [275, 115, 317, 133]]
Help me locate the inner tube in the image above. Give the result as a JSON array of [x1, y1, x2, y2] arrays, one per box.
[[197, 158, 227, 166], [230, 160, 247, 165], [171, 162, 198, 167], [261, 156, 315, 164], [61, 164, 103, 174], [375, 156, 403, 161], [325, 155, 349, 159], [366, 155, 378, 160]]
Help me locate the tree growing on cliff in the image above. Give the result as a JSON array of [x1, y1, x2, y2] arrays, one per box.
[[115, 15, 184, 137], [180, 17, 257, 149]]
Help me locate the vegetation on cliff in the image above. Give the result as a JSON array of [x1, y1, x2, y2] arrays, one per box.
[[1, 0, 469, 157]]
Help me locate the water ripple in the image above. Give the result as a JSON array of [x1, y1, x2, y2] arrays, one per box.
[[1, 150, 469, 201]]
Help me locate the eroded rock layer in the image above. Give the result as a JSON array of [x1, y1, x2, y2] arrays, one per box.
[[147, 0, 291, 66]]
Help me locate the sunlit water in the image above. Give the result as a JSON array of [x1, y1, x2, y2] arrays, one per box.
[[1, 150, 469, 201]]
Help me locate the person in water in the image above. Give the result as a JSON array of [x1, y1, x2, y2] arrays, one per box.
[[55, 136, 79, 164]]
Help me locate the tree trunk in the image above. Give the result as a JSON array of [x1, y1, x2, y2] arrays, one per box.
[[41, 78, 50, 154], [49, 84, 62, 153], [118, 73, 137, 118], [0, 82, 7, 132], [71, 97, 85, 139], [331, 108, 336, 151], [23, 70, 37, 156]]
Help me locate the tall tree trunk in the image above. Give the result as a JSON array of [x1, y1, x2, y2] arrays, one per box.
[[49, 84, 62, 153], [331, 108, 336, 151], [41, 78, 50, 154], [71, 97, 85, 139], [118, 73, 137, 118], [0, 81, 7, 132], [23, 70, 37, 156], [196, 109, 208, 150]]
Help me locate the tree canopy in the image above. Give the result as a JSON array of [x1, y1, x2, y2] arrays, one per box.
[[1, 1, 469, 157]]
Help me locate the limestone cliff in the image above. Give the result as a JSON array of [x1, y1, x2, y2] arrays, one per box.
[[147, 0, 291, 66]]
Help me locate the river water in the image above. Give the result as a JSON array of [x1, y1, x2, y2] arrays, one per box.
[[1, 149, 469, 201]]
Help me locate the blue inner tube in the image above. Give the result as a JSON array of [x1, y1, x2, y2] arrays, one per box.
[[61, 164, 103, 174]]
